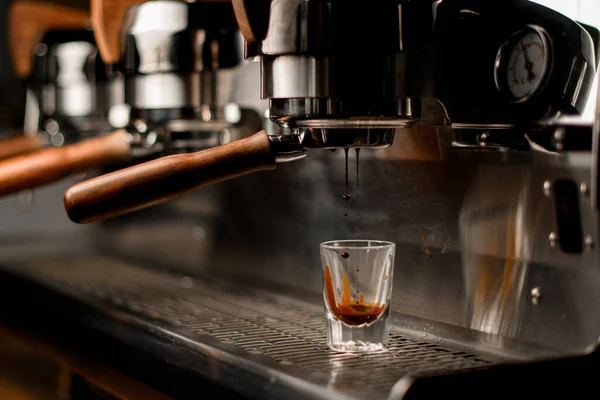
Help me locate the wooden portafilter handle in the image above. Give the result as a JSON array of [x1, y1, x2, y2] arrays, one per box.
[[0, 131, 131, 198], [91, 0, 145, 64], [64, 131, 276, 224], [232, 0, 272, 43], [0, 133, 45, 161]]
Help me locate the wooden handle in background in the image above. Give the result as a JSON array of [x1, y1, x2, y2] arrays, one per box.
[[91, 0, 145, 64], [0, 133, 45, 161], [0, 130, 131, 198], [9, 1, 90, 78], [232, 0, 271, 42], [92, 0, 231, 65], [65, 130, 275, 224]]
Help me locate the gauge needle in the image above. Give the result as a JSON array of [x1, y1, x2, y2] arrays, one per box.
[[521, 43, 536, 82]]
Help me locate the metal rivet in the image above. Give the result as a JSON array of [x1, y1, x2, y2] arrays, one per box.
[[530, 287, 542, 305], [553, 128, 565, 151], [554, 128, 565, 141], [580, 183, 589, 196], [548, 232, 557, 248], [585, 235, 595, 249], [478, 132, 488, 148], [543, 181, 553, 197]]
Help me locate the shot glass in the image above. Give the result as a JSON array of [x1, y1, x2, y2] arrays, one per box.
[[320, 240, 396, 352]]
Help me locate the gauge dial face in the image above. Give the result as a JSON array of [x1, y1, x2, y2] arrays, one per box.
[[499, 27, 550, 101]]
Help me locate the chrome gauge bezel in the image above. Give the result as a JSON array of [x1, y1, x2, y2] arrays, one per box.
[[494, 24, 552, 103]]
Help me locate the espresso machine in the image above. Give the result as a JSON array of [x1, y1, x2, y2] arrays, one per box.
[[1, 0, 600, 398]]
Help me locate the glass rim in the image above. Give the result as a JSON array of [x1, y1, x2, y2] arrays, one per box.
[[320, 239, 395, 250]]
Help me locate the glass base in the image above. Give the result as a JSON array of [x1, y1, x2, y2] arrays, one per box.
[[329, 340, 385, 352], [326, 309, 389, 353]]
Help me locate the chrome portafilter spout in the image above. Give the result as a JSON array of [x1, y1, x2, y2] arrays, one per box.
[[248, 0, 430, 161], [268, 127, 397, 163], [257, 0, 423, 150], [245, 0, 426, 159]]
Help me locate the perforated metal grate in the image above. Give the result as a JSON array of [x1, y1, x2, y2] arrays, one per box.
[[3, 256, 493, 398]]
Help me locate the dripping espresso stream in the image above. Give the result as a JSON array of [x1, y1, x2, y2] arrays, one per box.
[[342, 148, 361, 239]]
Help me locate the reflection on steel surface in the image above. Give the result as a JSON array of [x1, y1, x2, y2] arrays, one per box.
[[460, 169, 532, 339], [460, 164, 600, 353]]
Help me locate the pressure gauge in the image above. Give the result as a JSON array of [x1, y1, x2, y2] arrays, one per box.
[[495, 25, 551, 102]]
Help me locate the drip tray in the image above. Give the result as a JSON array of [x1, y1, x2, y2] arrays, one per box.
[[0, 255, 494, 399]]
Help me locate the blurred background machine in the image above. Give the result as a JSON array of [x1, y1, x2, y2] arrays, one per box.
[[1, 0, 600, 399]]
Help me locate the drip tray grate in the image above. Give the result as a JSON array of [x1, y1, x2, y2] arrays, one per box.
[[2, 256, 494, 399]]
